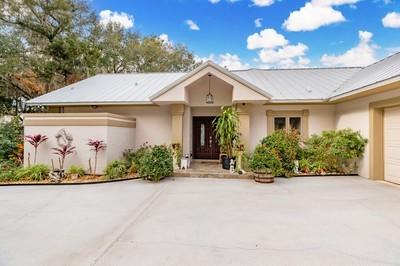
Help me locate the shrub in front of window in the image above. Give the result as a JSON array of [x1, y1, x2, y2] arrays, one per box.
[[260, 130, 302, 177], [249, 145, 283, 176], [304, 129, 367, 174]]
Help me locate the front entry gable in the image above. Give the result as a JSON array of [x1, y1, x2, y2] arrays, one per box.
[[150, 61, 271, 105]]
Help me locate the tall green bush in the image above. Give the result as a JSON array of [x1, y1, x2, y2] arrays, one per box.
[[304, 129, 367, 174], [0, 116, 23, 164], [249, 145, 283, 176], [123, 143, 151, 174], [138, 145, 173, 182], [260, 130, 302, 177]]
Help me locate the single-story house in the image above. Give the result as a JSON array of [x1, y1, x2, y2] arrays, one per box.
[[24, 52, 400, 183]]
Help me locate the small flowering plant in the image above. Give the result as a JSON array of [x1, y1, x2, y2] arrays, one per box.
[[87, 139, 107, 175], [52, 145, 76, 170], [25, 134, 48, 164]]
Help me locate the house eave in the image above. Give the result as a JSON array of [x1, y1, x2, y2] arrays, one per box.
[[328, 75, 400, 103], [26, 101, 156, 107]]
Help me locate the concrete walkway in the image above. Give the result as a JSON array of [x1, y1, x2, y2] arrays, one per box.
[[1, 176, 400, 266]]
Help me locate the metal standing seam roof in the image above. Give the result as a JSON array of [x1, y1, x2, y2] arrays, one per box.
[[331, 52, 400, 98], [27, 52, 400, 105], [232, 68, 360, 100], [28, 72, 186, 105]]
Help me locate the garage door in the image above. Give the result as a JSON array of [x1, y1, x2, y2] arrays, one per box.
[[384, 106, 400, 184]]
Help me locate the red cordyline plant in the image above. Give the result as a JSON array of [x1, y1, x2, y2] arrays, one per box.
[[25, 134, 48, 164], [87, 139, 107, 175], [52, 145, 76, 170]]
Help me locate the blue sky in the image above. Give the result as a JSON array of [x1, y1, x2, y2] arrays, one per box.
[[91, 0, 400, 69]]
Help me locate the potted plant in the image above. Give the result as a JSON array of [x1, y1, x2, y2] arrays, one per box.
[[213, 106, 240, 170], [249, 145, 282, 183]]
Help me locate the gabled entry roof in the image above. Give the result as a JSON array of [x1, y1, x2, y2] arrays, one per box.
[[149, 60, 272, 102], [27, 52, 400, 106]]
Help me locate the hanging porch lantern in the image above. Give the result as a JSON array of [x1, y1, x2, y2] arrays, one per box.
[[205, 74, 214, 104]]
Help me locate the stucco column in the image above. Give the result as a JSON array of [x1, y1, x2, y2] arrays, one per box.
[[170, 104, 185, 145], [236, 104, 250, 150]]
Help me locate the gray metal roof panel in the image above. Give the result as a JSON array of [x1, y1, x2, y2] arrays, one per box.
[[233, 68, 360, 100], [332, 52, 400, 97], [27, 73, 186, 104]]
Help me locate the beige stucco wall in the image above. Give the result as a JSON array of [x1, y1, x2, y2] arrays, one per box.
[[24, 125, 135, 174], [250, 104, 336, 150], [335, 88, 400, 178], [64, 106, 171, 147]]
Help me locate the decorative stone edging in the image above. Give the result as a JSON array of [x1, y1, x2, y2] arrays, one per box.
[[0, 176, 139, 187]]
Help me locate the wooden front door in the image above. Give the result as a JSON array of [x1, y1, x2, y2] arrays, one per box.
[[193, 117, 220, 159]]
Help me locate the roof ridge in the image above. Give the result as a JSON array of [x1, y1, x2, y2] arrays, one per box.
[[97, 72, 187, 75], [232, 66, 362, 72]]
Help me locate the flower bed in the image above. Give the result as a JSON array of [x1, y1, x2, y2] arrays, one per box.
[[249, 129, 368, 180]]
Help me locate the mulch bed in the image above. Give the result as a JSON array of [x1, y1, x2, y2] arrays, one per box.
[[0, 175, 139, 186]]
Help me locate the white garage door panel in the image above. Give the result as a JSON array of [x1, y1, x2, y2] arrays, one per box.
[[384, 106, 400, 184]]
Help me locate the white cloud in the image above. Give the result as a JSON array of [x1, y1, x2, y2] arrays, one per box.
[[219, 53, 250, 70], [251, 0, 275, 7], [185, 19, 200, 31], [254, 18, 263, 28], [158, 33, 173, 46], [283, 0, 359, 32], [195, 53, 250, 70], [259, 43, 309, 64], [247, 28, 288, 50], [382, 12, 400, 28], [321, 30, 377, 67], [99, 10, 134, 29], [247, 28, 311, 68]]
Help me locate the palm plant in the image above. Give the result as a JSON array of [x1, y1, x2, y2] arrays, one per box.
[[25, 134, 48, 164], [87, 139, 107, 175], [52, 145, 76, 170], [213, 106, 240, 160]]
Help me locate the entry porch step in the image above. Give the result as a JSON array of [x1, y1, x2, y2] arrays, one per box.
[[173, 161, 252, 179]]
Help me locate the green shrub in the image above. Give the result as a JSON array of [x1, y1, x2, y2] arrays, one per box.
[[138, 145, 173, 182], [15, 164, 50, 181], [0, 116, 23, 164], [249, 145, 283, 176], [260, 130, 302, 177], [0, 161, 21, 182], [123, 143, 151, 174], [67, 165, 86, 177], [304, 129, 368, 174], [104, 160, 128, 180]]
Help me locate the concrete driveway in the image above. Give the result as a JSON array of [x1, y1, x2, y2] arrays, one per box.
[[1, 176, 400, 266]]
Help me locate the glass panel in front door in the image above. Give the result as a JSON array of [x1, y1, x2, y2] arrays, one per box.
[[200, 123, 205, 146]]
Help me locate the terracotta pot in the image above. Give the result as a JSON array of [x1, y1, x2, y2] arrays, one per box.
[[71, 173, 79, 180], [253, 172, 274, 183]]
